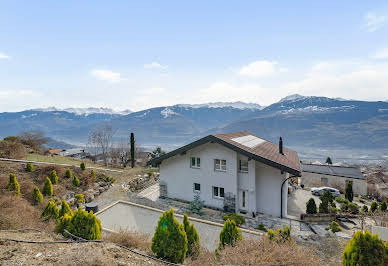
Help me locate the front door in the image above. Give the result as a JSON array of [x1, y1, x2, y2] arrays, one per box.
[[239, 190, 248, 212]]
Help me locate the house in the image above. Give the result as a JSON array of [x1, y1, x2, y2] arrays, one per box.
[[147, 132, 301, 218], [300, 163, 367, 195], [59, 148, 89, 159], [48, 149, 62, 156]]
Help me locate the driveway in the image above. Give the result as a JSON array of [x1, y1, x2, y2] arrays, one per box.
[[96, 201, 262, 251], [287, 188, 321, 217]]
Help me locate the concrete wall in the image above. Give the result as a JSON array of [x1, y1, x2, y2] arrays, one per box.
[[159, 142, 238, 210], [255, 161, 288, 217], [301, 172, 367, 195]]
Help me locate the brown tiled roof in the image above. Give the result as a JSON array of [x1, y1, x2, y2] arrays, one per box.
[[48, 149, 62, 155], [148, 131, 301, 176], [213, 132, 301, 176]]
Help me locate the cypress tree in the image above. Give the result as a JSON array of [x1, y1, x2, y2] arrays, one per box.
[[49, 170, 58, 184], [218, 219, 243, 250], [6, 173, 20, 196], [130, 132, 135, 168], [43, 176, 53, 197], [26, 163, 34, 172], [345, 181, 353, 202], [306, 198, 317, 214], [72, 176, 80, 187], [59, 200, 73, 218], [32, 186, 43, 204], [326, 157, 333, 165], [183, 213, 200, 257], [67, 208, 102, 240], [41, 199, 59, 220], [90, 169, 96, 182], [65, 169, 72, 179], [380, 201, 387, 212], [80, 162, 86, 171]]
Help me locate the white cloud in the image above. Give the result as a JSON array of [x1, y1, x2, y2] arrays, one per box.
[[239, 60, 283, 77], [0, 52, 10, 59], [90, 69, 124, 83], [363, 12, 387, 32], [144, 62, 168, 69], [373, 48, 388, 59]]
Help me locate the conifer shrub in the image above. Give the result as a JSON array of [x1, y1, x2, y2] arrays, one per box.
[[189, 192, 204, 215], [151, 209, 187, 263], [343, 231, 388, 266], [65, 169, 72, 179], [183, 213, 200, 258], [326, 221, 341, 233], [6, 173, 20, 196], [75, 193, 85, 203], [255, 224, 267, 232], [380, 201, 387, 212], [345, 181, 354, 202], [348, 202, 360, 214], [32, 186, 43, 205], [59, 200, 73, 218], [267, 225, 292, 243], [49, 170, 58, 184], [80, 162, 86, 171], [222, 213, 246, 226], [218, 219, 243, 250], [26, 163, 34, 172], [362, 205, 369, 213], [370, 201, 378, 214], [335, 197, 349, 204], [55, 213, 72, 235], [90, 169, 96, 182], [41, 199, 59, 221], [43, 177, 53, 197], [319, 190, 334, 214], [306, 198, 317, 214], [66, 208, 102, 240], [72, 175, 80, 187]]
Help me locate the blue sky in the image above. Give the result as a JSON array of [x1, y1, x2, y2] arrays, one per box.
[[1, 1, 388, 112]]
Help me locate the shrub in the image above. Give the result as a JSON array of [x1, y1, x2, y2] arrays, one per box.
[[55, 213, 72, 235], [326, 221, 341, 233], [65, 169, 72, 179], [348, 202, 360, 214], [319, 200, 329, 214], [380, 201, 387, 212], [340, 202, 348, 212], [267, 229, 275, 240], [6, 173, 20, 196], [32, 186, 43, 205], [362, 205, 369, 213], [255, 224, 267, 232], [80, 162, 86, 171], [72, 176, 80, 187], [183, 213, 200, 258], [66, 208, 102, 240], [90, 170, 96, 182], [152, 209, 187, 263], [306, 198, 317, 214], [218, 219, 243, 250], [41, 199, 59, 220], [0, 140, 26, 159], [75, 193, 85, 203], [267, 226, 292, 243], [43, 177, 53, 197], [370, 201, 378, 214], [26, 163, 34, 172], [189, 192, 204, 215], [49, 170, 58, 184], [345, 181, 353, 202], [147, 171, 153, 177], [335, 197, 349, 204], [343, 231, 388, 266], [320, 190, 334, 204], [222, 213, 246, 226], [319, 190, 334, 214], [59, 200, 73, 218]]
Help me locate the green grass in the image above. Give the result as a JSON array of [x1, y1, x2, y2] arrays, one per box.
[[25, 154, 101, 168]]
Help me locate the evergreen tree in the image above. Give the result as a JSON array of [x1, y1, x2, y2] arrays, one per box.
[[319, 190, 334, 214], [218, 219, 243, 250], [130, 132, 135, 168], [6, 173, 20, 196], [326, 157, 333, 165], [345, 181, 353, 202], [49, 170, 58, 184], [343, 231, 388, 266], [32, 186, 43, 204], [26, 163, 34, 172], [80, 162, 86, 171], [41, 199, 59, 220], [306, 198, 317, 214], [152, 209, 187, 263], [43, 177, 53, 197], [370, 201, 378, 213], [379, 201, 387, 212], [72, 175, 80, 187], [59, 200, 73, 218], [66, 208, 102, 240], [65, 169, 72, 179], [183, 213, 200, 257], [90, 169, 96, 182]]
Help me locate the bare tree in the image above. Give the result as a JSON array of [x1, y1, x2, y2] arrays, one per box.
[[19, 131, 48, 151], [111, 139, 131, 168], [88, 124, 114, 166]]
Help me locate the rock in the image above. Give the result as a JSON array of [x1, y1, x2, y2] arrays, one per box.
[[84, 193, 94, 203], [99, 187, 105, 193], [68, 198, 76, 206], [93, 190, 100, 196]]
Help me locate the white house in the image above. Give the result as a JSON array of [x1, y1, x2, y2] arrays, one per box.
[[148, 132, 301, 218]]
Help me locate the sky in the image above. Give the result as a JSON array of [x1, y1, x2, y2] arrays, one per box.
[[1, 1, 388, 112]]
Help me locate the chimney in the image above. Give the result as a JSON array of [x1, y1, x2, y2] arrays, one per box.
[[279, 137, 284, 155]]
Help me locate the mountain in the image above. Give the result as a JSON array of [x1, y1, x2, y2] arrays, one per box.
[[31, 107, 132, 116], [176, 101, 264, 110]]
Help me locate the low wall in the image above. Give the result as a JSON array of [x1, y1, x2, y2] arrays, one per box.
[[372, 225, 388, 241]]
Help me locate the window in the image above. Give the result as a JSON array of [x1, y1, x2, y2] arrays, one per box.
[[194, 183, 200, 192], [239, 160, 248, 173], [213, 186, 225, 198], [190, 157, 200, 168], [214, 159, 226, 171]]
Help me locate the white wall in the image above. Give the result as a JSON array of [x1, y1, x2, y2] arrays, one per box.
[[255, 161, 287, 217], [159, 142, 238, 210], [236, 155, 257, 214]]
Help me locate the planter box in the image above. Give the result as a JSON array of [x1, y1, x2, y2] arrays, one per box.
[[300, 213, 336, 222]]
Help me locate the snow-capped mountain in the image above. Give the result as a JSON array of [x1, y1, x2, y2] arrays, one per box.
[[176, 101, 263, 110], [32, 107, 132, 116]]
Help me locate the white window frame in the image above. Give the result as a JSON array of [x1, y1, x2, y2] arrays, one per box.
[[239, 159, 248, 173], [193, 183, 201, 192], [190, 157, 201, 168], [214, 159, 226, 172], [212, 186, 225, 199]]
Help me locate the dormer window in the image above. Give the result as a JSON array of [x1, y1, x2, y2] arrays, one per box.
[[190, 157, 200, 168]]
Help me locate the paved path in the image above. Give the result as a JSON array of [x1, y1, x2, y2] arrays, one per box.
[[96, 201, 262, 251], [0, 158, 123, 173], [138, 184, 160, 201]]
